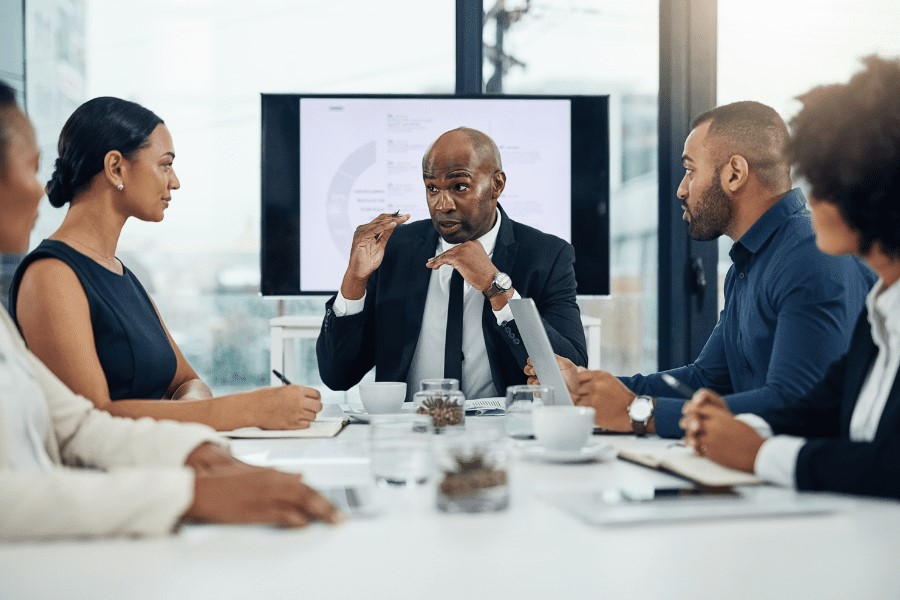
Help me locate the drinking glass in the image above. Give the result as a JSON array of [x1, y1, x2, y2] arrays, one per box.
[[369, 414, 433, 487], [434, 429, 509, 513], [419, 378, 460, 392], [505, 384, 553, 439], [413, 389, 466, 431]]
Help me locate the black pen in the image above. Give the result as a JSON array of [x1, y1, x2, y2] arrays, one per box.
[[272, 369, 292, 385], [374, 211, 402, 242], [661, 373, 696, 399]]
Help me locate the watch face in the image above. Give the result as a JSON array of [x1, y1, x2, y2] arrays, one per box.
[[494, 272, 512, 290], [629, 398, 653, 421]]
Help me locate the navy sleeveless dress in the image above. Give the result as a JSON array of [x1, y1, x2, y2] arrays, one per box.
[[8, 240, 177, 400]]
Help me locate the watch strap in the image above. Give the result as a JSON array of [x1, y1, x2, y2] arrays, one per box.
[[482, 272, 510, 299], [483, 282, 504, 299], [631, 416, 649, 436]]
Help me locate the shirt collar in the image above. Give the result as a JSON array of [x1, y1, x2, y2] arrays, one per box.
[[439, 207, 502, 255], [729, 188, 806, 262], [866, 278, 900, 343]]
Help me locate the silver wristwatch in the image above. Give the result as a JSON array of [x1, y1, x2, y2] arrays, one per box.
[[627, 395, 655, 436], [482, 271, 512, 299]]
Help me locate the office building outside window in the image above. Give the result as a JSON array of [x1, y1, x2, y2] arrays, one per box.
[[716, 0, 900, 310], [483, 0, 659, 374], [26, 0, 454, 401]]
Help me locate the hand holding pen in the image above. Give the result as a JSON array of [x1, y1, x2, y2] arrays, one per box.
[[272, 369, 291, 385], [374, 210, 402, 241], [341, 210, 410, 300], [250, 370, 323, 429]]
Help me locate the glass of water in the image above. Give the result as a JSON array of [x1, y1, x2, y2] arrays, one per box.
[[505, 384, 552, 439], [419, 378, 460, 392], [369, 414, 433, 487]]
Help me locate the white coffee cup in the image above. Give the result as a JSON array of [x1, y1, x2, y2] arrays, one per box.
[[359, 382, 407, 414], [532, 406, 596, 451]]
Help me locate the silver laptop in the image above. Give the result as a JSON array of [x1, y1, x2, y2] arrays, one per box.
[[508, 298, 574, 406]]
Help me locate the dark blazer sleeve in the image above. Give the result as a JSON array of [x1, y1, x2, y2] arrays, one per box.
[[315, 271, 378, 391], [792, 430, 900, 498], [497, 242, 587, 369], [756, 312, 900, 499]]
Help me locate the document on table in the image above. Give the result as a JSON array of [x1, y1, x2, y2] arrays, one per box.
[[541, 486, 843, 527], [223, 417, 347, 439], [464, 397, 505, 415], [616, 444, 763, 487]]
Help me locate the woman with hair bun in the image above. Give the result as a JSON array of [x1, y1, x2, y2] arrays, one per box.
[[9, 97, 323, 431], [0, 81, 340, 539], [681, 56, 900, 499]]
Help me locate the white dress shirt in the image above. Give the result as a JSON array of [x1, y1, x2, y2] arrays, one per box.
[[333, 208, 518, 400], [738, 278, 900, 487]]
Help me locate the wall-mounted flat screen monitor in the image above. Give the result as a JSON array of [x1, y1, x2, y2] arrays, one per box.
[[261, 94, 609, 296]]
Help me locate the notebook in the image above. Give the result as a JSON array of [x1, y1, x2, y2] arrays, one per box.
[[508, 298, 574, 405], [464, 397, 506, 415], [616, 443, 762, 487], [223, 405, 348, 439]]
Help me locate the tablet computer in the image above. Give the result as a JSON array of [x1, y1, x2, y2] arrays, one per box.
[[508, 298, 574, 406]]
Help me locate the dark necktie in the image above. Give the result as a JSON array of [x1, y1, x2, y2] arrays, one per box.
[[444, 269, 464, 383]]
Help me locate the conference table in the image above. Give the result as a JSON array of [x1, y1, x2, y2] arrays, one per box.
[[2, 413, 898, 600]]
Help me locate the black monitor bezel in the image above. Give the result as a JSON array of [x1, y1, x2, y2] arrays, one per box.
[[261, 93, 609, 296]]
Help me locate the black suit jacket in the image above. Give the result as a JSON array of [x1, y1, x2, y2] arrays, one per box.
[[757, 309, 900, 499], [316, 205, 587, 395]]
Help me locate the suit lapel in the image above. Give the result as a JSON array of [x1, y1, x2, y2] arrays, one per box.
[[481, 205, 519, 394], [489, 205, 518, 278], [873, 371, 900, 439], [841, 320, 880, 433]]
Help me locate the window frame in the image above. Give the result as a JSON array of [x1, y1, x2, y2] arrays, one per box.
[[457, 0, 719, 371]]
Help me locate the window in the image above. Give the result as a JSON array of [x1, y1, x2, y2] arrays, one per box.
[[483, 0, 659, 373], [27, 0, 454, 400], [716, 0, 900, 308]]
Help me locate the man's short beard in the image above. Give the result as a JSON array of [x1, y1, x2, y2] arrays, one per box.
[[688, 169, 733, 241]]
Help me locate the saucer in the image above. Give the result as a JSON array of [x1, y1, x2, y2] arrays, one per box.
[[344, 406, 414, 423], [516, 440, 616, 464]]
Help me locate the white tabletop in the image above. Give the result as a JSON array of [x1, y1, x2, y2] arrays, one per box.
[[2, 415, 899, 600]]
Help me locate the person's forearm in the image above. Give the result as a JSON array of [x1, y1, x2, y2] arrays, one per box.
[[340, 271, 368, 300], [101, 395, 249, 431], [0, 468, 194, 540], [184, 442, 240, 472]]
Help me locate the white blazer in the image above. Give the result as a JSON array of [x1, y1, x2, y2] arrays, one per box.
[[0, 309, 222, 540]]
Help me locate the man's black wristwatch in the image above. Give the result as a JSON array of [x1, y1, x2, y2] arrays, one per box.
[[627, 395, 656, 436], [483, 271, 512, 299]]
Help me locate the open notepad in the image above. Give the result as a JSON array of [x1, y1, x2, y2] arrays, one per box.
[[464, 397, 506, 415], [223, 416, 347, 439], [616, 444, 762, 488]]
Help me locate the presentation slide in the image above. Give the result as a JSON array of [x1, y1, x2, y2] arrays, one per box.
[[298, 97, 571, 292]]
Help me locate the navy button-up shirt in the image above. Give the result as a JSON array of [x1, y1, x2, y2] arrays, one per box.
[[622, 189, 876, 438]]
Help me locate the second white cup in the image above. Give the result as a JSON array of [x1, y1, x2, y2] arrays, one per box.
[[359, 382, 407, 414], [532, 406, 596, 451]]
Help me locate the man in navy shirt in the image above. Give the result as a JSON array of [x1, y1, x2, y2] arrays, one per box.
[[535, 101, 875, 438]]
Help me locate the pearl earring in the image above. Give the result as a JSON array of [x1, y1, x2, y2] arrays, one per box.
[[116, 183, 124, 191]]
